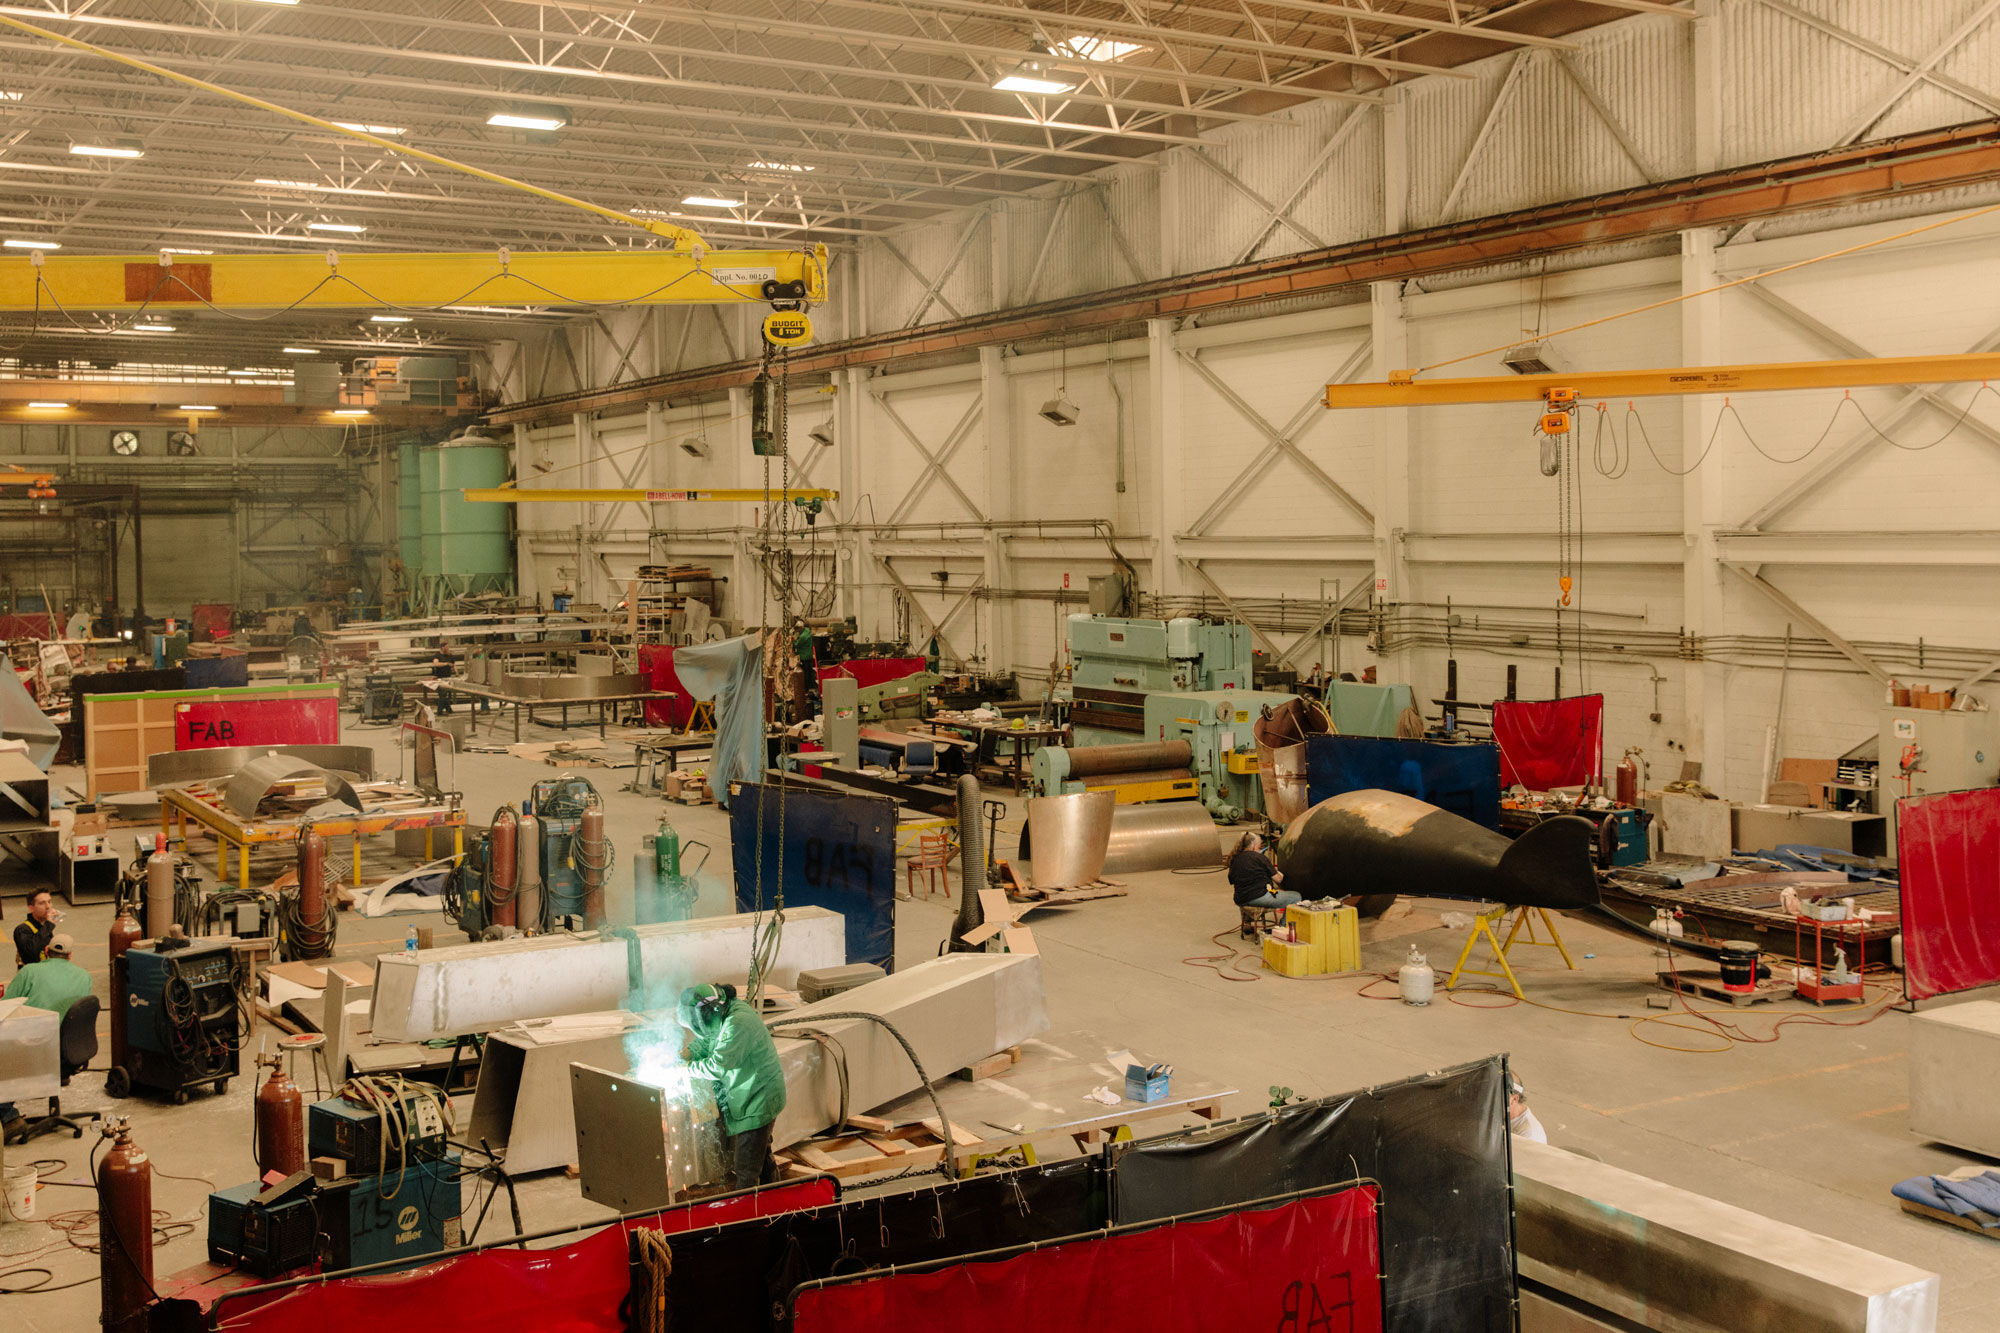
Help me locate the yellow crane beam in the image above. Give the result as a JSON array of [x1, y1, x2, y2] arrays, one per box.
[[464, 487, 836, 504], [1323, 353, 2000, 409], [0, 247, 827, 312]]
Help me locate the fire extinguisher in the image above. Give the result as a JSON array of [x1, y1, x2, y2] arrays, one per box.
[[252, 1045, 304, 1177], [97, 1118, 154, 1333]]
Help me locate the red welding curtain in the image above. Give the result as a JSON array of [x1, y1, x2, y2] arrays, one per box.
[[793, 1183, 1382, 1333], [1899, 788, 2000, 1001], [819, 657, 928, 690], [638, 644, 695, 728], [216, 1177, 836, 1333], [1491, 695, 1603, 791]]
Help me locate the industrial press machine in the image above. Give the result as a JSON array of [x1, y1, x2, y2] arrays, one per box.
[[1034, 614, 1298, 820]]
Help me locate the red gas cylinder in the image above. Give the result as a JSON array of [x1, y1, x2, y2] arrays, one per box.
[[1615, 751, 1640, 807], [253, 1051, 305, 1177], [489, 805, 518, 929], [106, 902, 144, 1087], [97, 1119, 154, 1333], [579, 805, 608, 929], [285, 828, 332, 960]]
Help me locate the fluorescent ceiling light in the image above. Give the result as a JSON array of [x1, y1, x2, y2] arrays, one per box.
[[747, 160, 813, 172], [0, 92, 20, 102], [160, 247, 213, 255], [681, 194, 741, 208], [226, 368, 285, 377], [71, 144, 144, 159], [333, 121, 405, 136], [306, 221, 365, 233], [993, 58, 1074, 95], [256, 177, 327, 191], [177, 404, 219, 411], [370, 314, 412, 323], [250, 1, 300, 5], [488, 110, 566, 132], [5, 238, 61, 250], [283, 346, 319, 354], [332, 408, 370, 416], [26, 401, 69, 409], [133, 322, 176, 332], [1057, 35, 1146, 62]]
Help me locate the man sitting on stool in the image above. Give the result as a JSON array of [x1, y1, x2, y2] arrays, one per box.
[[677, 982, 787, 1189]]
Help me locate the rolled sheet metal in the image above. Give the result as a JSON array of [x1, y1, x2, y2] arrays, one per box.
[[1022, 790, 1115, 888], [1063, 740, 1192, 778], [146, 744, 376, 789], [222, 754, 363, 819], [1253, 696, 1329, 827], [1276, 789, 1599, 913], [1101, 802, 1224, 875]]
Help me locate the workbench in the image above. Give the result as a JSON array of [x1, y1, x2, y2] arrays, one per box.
[[159, 783, 466, 892], [917, 718, 1067, 791], [431, 676, 676, 742], [628, 731, 719, 793]]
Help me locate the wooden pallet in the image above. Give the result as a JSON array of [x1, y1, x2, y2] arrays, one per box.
[[1657, 968, 1796, 1007], [997, 862, 1129, 905], [777, 1116, 983, 1180], [1900, 1199, 2000, 1238]]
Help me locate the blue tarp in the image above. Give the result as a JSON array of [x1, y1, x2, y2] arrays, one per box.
[[673, 633, 763, 810], [1305, 733, 1502, 829], [1893, 1171, 2000, 1226], [730, 783, 896, 972]]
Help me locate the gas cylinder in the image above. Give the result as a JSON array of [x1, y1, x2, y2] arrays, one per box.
[[633, 831, 661, 925], [1615, 749, 1640, 807], [144, 835, 175, 940], [516, 802, 542, 933], [97, 1119, 153, 1333], [578, 805, 607, 929], [252, 1050, 304, 1177], [656, 816, 695, 921], [1398, 946, 1435, 1007], [107, 902, 143, 1085], [288, 829, 330, 961], [1649, 907, 1684, 965], [488, 805, 518, 929]]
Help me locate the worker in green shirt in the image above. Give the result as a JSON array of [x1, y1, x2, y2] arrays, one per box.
[[677, 982, 787, 1188], [4, 933, 92, 1018]]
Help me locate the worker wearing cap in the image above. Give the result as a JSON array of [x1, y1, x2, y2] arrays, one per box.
[[13, 888, 58, 968], [1508, 1075, 1548, 1144], [677, 982, 787, 1189], [4, 934, 92, 1018]]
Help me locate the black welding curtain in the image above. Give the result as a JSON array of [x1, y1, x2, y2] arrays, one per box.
[[730, 783, 898, 972], [1108, 1056, 1516, 1333]]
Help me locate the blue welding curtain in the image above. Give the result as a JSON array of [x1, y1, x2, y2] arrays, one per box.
[[1305, 733, 1502, 829], [730, 783, 897, 972]]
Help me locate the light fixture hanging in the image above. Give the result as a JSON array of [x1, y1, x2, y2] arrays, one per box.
[[993, 45, 1075, 95]]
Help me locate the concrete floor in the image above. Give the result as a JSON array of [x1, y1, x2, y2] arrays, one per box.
[[6, 711, 2000, 1330]]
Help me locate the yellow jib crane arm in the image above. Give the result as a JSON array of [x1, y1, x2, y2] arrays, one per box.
[[463, 488, 837, 504]]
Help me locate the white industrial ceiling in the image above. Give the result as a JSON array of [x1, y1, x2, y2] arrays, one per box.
[[0, 0, 1669, 365]]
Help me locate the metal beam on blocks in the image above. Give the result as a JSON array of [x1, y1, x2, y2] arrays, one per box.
[[369, 906, 845, 1042]]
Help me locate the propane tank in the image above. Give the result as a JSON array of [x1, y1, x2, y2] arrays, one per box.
[[489, 805, 518, 929], [107, 901, 143, 1085], [633, 831, 661, 925], [1649, 906, 1684, 964], [252, 1049, 304, 1177], [144, 835, 175, 940], [1615, 748, 1641, 807], [1398, 946, 1435, 1007], [516, 801, 542, 933], [579, 804, 608, 929], [97, 1119, 153, 1333]]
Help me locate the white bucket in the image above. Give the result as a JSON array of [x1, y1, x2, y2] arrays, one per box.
[[3, 1162, 36, 1222]]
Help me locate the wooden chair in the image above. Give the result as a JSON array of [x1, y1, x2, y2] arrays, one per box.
[[904, 832, 952, 901], [1239, 903, 1282, 940]]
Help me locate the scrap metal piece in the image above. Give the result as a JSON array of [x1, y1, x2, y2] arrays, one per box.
[[146, 744, 376, 789], [1277, 788, 1599, 913], [1253, 696, 1329, 827], [221, 754, 363, 819], [1022, 790, 1115, 889], [1100, 802, 1224, 875]]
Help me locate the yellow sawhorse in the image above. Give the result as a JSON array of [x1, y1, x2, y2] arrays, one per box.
[[1446, 905, 1577, 999]]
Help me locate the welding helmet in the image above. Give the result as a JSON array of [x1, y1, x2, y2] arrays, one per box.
[[679, 982, 735, 1030]]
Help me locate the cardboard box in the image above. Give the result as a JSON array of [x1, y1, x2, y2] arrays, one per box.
[[1779, 758, 1839, 809], [1124, 1062, 1171, 1104]]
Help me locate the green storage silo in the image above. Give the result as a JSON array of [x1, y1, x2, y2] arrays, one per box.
[[418, 444, 445, 590], [432, 429, 513, 597], [396, 443, 423, 580]]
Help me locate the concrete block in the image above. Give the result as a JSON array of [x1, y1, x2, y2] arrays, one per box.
[[1910, 1000, 2000, 1159], [768, 952, 1049, 1148], [369, 906, 844, 1041], [1514, 1139, 1939, 1332]]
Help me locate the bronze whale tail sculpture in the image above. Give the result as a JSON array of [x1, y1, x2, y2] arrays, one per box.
[[1274, 788, 1600, 918]]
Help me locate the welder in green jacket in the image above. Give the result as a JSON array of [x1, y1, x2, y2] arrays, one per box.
[[677, 982, 788, 1188]]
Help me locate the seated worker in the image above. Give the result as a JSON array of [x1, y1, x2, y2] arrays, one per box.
[[14, 888, 57, 968], [5, 933, 91, 1016], [1230, 830, 1301, 925], [677, 983, 787, 1188], [1508, 1074, 1548, 1144]]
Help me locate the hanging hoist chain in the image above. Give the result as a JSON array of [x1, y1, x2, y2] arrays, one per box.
[[748, 337, 795, 1003]]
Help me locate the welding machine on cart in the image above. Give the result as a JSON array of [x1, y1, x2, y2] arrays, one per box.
[[110, 937, 242, 1103]]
